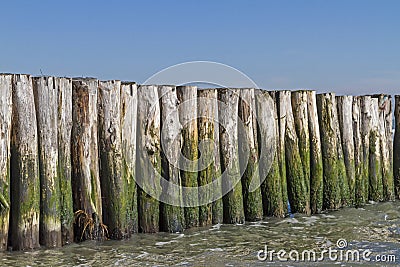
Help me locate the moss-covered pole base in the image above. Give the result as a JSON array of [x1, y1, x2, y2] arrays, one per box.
[[98, 80, 130, 239], [159, 85, 185, 232], [120, 82, 138, 234], [337, 96, 356, 206], [394, 96, 400, 199], [71, 79, 103, 241], [0, 74, 12, 251], [56, 78, 74, 245], [197, 89, 216, 226], [256, 90, 284, 218], [238, 88, 263, 221], [306, 91, 323, 214], [137, 85, 161, 233], [352, 97, 366, 206], [177, 86, 199, 228], [10, 74, 40, 250], [369, 98, 384, 201], [360, 96, 372, 201], [317, 93, 341, 210], [33, 77, 62, 248], [218, 88, 245, 224]]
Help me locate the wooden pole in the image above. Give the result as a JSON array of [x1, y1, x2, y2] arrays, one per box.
[[159, 85, 185, 232], [10, 74, 40, 250], [136, 85, 161, 233], [238, 88, 263, 221], [120, 82, 138, 234], [56, 77, 74, 245], [353, 97, 366, 206], [98, 80, 131, 239], [369, 98, 383, 201], [0, 74, 12, 251], [208, 89, 223, 225], [394, 96, 400, 199], [337, 96, 356, 206], [256, 90, 284, 217], [71, 79, 103, 241], [218, 88, 245, 224], [317, 93, 341, 210], [281, 91, 310, 214], [197, 89, 216, 226], [276, 91, 289, 214], [33, 77, 62, 248], [306, 91, 323, 213], [360, 96, 372, 201], [374, 95, 394, 201], [177, 86, 199, 228]]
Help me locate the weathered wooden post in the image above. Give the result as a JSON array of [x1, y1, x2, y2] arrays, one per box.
[[374, 95, 394, 201], [197, 89, 216, 226], [10, 74, 40, 250], [369, 98, 383, 201], [276, 91, 289, 214], [56, 77, 74, 245], [98, 80, 131, 239], [33, 77, 62, 248], [280, 91, 309, 214], [71, 79, 103, 240], [394, 96, 400, 199], [317, 93, 341, 210], [256, 90, 284, 217], [306, 91, 323, 213], [177, 86, 199, 228], [238, 88, 263, 221], [0, 74, 12, 251], [337, 96, 356, 206], [120, 82, 138, 234], [353, 97, 366, 206], [360, 96, 372, 201], [218, 88, 245, 224], [159, 85, 185, 232], [291, 91, 311, 213], [136, 85, 161, 233]]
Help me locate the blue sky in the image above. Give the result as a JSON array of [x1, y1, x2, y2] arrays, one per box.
[[1, 1, 399, 94]]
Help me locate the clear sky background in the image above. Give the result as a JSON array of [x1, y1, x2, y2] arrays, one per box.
[[1, 0, 399, 95]]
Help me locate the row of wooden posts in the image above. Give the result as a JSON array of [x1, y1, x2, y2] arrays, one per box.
[[0, 73, 399, 251]]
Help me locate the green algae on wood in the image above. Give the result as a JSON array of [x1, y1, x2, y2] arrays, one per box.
[[136, 85, 161, 233], [33, 76, 62, 248], [394, 96, 400, 199], [10, 74, 40, 250], [159, 85, 185, 232], [71, 79, 103, 240], [306, 91, 323, 213], [360, 96, 372, 201], [98, 80, 130, 239], [238, 88, 263, 221], [256, 90, 284, 218], [316, 93, 341, 210], [218, 88, 245, 224], [0, 74, 12, 251], [120, 82, 138, 234], [177, 86, 199, 228], [56, 77, 74, 245]]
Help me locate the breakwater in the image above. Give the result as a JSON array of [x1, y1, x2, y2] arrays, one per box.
[[0, 73, 398, 251]]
